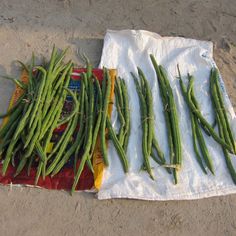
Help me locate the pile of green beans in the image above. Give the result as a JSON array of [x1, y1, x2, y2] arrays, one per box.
[[71, 65, 119, 194], [0, 48, 122, 193], [178, 66, 214, 175], [132, 66, 167, 180], [150, 55, 182, 184], [210, 68, 236, 184], [0, 46, 77, 185]]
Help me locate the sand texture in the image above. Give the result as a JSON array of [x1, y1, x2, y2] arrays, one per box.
[[0, 0, 236, 235]]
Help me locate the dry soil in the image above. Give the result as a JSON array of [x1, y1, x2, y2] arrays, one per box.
[[0, 1, 236, 236]]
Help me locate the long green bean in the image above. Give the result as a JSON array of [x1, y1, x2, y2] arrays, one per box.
[[71, 72, 95, 194], [150, 55, 175, 175], [106, 118, 129, 173], [186, 77, 233, 153], [212, 68, 236, 154], [100, 68, 111, 166], [132, 74, 154, 180], [217, 114, 236, 184], [120, 79, 130, 152]]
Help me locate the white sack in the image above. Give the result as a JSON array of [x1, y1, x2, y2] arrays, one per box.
[[98, 30, 236, 200]]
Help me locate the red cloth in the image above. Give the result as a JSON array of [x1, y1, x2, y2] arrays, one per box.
[[0, 68, 103, 191]]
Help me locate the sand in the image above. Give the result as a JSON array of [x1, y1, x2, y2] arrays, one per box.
[[0, 0, 236, 235]]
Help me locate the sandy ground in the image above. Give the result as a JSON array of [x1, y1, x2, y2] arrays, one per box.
[[0, 0, 236, 235]]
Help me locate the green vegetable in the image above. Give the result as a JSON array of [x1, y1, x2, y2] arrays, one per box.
[[100, 68, 111, 166], [132, 73, 154, 180], [106, 118, 129, 172]]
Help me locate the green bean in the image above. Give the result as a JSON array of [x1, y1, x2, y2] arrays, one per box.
[[47, 119, 73, 159], [213, 68, 236, 153], [28, 66, 47, 128], [186, 77, 233, 153], [15, 128, 37, 176], [52, 133, 85, 177], [123, 123, 131, 153], [14, 153, 28, 177], [71, 73, 95, 194], [115, 87, 125, 145], [35, 161, 43, 185], [194, 115, 214, 174], [158, 66, 181, 184], [24, 68, 48, 147], [120, 79, 130, 152], [152, 135, 165, 162], [12, 101, 33, 141], [115, 77, 124, 107], [73, 79, 85, 173], [53, 47, 69, 73], [0, 140, 10, 157], [34, 142, 47, 181], [106, 118, 129, 172], [84, 73, 95, 169], [73, 134, 85, 174], [41, 96, 69, 177], [15, 129, 42, 177], [22, 115, 42, 160], [151, 145, 172, 174], [82, 75, 89, 150], [216, 114, 236, 184], [24, 114, 39, 149], [100, 68, 111, 166], [42, 97, 64, 148], [150, 55, 175, 172], [45, 111, 79, 176], [86, 158, 94, 174], [132, 74, 154, 180], [40, 63, 72, 139], [150, 55, 180, 183], [177, 68, 208, 174], [190, 113, 207, 175], [115, 78, 124, 134], [35, 142, 46, 162], [0, 75, 27, 90], [57, 88, 79, 126], [0, 104, 24, 139], [184, 74, 211, 137], [11, 142, 22, 168], [42, 49, 67, 118], [89, 76, 102, 156], [210, 70, 232, 153], [150, 150, 164, 165], [138, 67, 154, 156], [188, 79, 214, 174], [39, 85, 64, 139], [160, 66, 182, 165], [71, 148, 89, 194], [41, 62, 72, 137]]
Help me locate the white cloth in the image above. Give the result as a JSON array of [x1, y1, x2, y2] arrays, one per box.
[[98, 30, 236, 200]]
